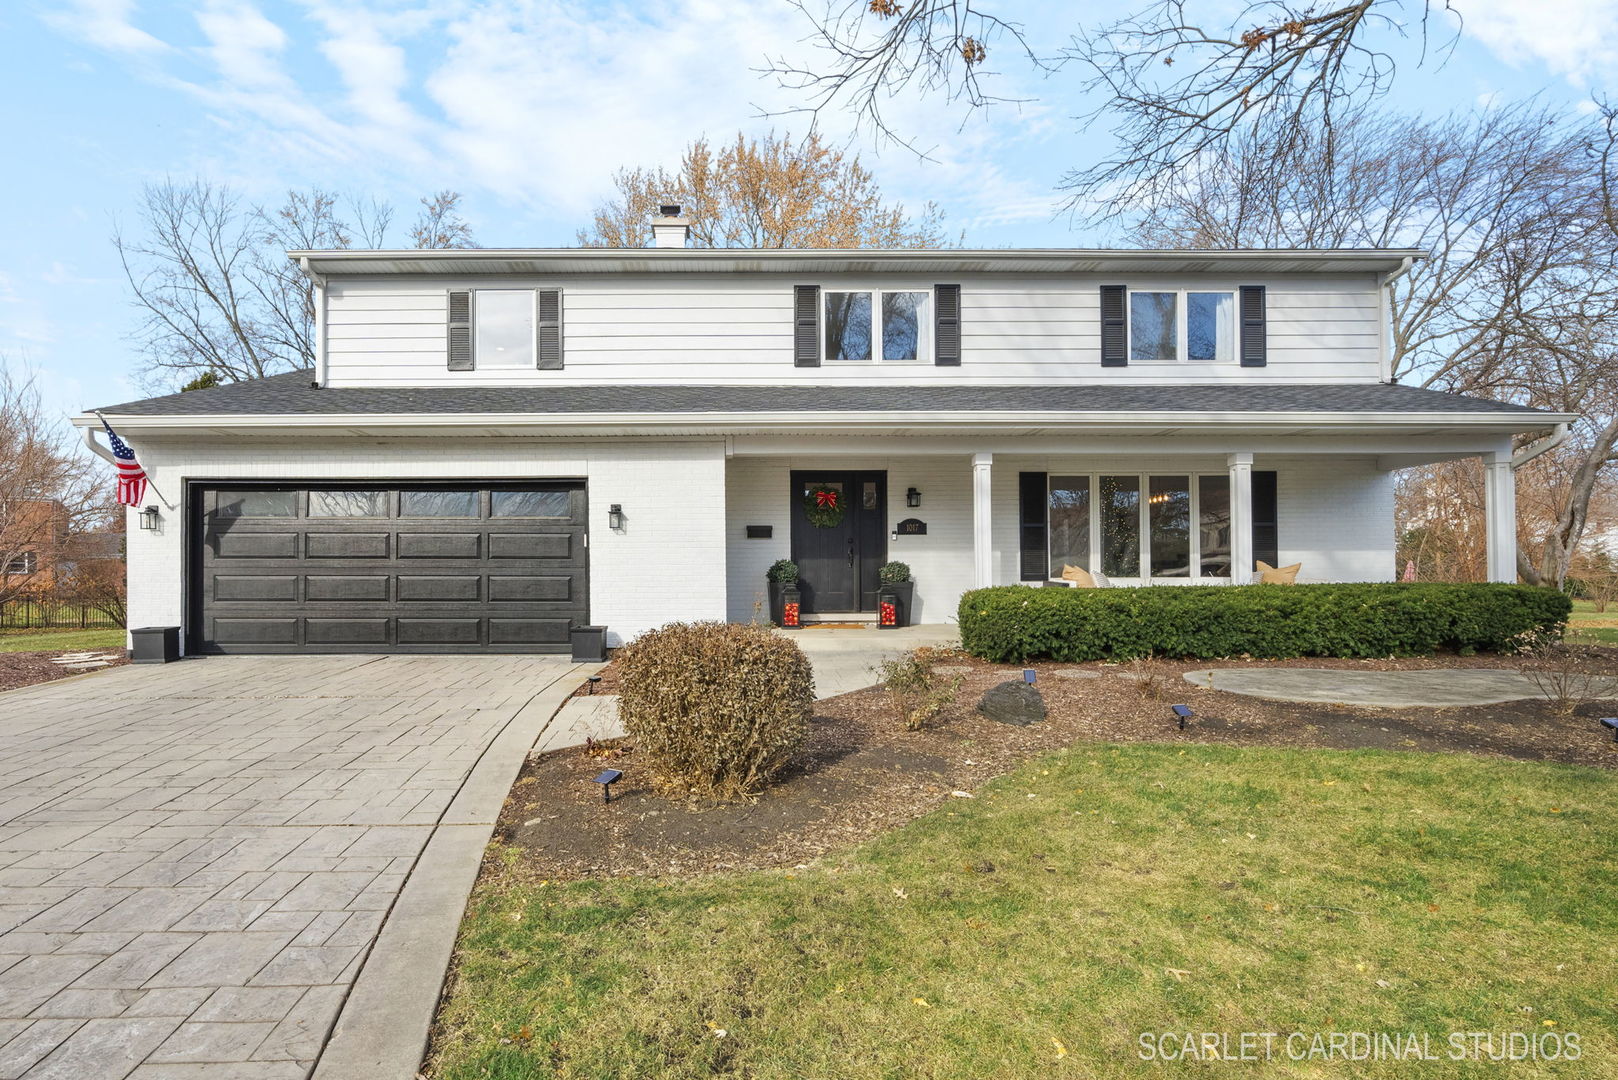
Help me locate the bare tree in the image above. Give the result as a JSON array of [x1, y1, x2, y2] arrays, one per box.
[[0, 363, 106, 608], [579, 131, 953, 248], [773, 1, 1459, 217], [409, 191, 478, 249]]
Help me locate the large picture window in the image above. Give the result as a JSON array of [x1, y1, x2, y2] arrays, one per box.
[[1047, 472, 1235, 581], [1128, 289, 1235, 364], [824, 289, 931, 363]]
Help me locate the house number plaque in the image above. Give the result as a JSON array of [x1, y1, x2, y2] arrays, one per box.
[[896, 518, 927, 535]]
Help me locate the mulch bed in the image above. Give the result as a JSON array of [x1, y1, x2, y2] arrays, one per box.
[[0, 650, 129, 693], [495, 649, 1618, 885]]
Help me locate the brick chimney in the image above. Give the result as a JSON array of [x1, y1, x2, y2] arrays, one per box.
[[651, 204, 690, 248]]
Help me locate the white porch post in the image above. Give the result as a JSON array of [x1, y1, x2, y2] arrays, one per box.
[[1484, 452, 1518, 583], [1228, 452, 1254, 583], [972, 452, 994, 588]]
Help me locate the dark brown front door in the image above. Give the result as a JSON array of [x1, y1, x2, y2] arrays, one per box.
[[789, 471, 886, 613]]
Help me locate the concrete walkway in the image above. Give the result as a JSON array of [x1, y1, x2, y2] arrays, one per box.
[[1183, 666, 1618, 708], [0, 654, 580, 1080]]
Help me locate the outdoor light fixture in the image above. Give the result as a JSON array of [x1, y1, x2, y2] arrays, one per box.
[[1023, 669, 1037, 685], [608, 504, 624, 531], [138, 506, 160, 531], [586, 675, 602, 696], [1601, 717, 1618, 742], [1171, 704, 1194, 730], [591, 768, 623, 803], [906, 487, 921, 508]]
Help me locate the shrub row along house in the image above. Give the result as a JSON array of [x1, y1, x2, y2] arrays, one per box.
[[77, 210, 1572, 654]]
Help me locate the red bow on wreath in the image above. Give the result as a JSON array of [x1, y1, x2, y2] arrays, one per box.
[[815, 490, 839, 509]]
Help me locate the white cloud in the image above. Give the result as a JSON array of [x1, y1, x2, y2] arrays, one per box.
[[1461, 0, 1618, 86], [44, 0, 170, 54]]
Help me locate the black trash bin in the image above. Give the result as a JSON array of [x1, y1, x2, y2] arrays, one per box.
[[129, 626, 181, 664], [570, 625, 609, 663]]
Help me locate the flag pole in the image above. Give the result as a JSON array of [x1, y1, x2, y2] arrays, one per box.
[[92, 411, 175, 511]]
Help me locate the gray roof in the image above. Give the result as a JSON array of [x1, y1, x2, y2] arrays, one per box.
[[91, 370, 1551, 419]]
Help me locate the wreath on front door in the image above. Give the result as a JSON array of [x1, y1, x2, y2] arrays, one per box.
[[803, 485, 846, 528]]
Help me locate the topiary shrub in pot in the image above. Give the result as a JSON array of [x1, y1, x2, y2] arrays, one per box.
[[765, 559, 800, 626], [617, 621, 813, 799], [877, 561, 914, 627]]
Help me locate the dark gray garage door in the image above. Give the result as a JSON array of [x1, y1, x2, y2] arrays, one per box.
[[192, 483, 587, 653]]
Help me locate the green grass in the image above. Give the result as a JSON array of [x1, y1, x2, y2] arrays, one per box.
[[1567, 600, 1618, 644], [429, 744, 1618, 1079], [0, 628, 126, 652]]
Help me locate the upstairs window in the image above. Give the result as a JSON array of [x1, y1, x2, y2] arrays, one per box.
[[824, 289, 931, 363], [475, 290, 535, 369], [1128, 289, 1235, 364]]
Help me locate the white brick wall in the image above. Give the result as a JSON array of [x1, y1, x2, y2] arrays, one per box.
[[124, 436, 727, 650]]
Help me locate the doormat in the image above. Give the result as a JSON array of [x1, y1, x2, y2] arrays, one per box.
[[798, 622, 874, 630]]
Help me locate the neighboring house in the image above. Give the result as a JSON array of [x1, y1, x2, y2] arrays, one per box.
[[0, 497, 69, 594], [77, 212, 1573, 654]]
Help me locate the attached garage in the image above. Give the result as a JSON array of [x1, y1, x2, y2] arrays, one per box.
[[189, 482, 588, 653]]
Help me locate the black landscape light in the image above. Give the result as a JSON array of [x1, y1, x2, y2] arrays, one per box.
[[1171, 704, 1194, 730], [586, 675, 602, 696], [1601, 718, 1618, 742], [592, 769, 623, 803]]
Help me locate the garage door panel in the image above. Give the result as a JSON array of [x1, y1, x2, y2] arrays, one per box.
[[306, 576, 389, 602], [398, 533, 481, 559], [213, 575, 299, 602], [211, 532, 299, 559], [397, 618, 481, 645], [397, 575, 481, 602], [305, 618, 391, 645], [210, 618, 299, 645], [307, 532, 390, 559], [197, 483, 585, 654]]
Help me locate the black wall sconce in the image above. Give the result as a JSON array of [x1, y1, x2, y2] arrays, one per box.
[[138, 505, 161, 531], [906, 487, 921, 508], [608, 503, 624, 531]]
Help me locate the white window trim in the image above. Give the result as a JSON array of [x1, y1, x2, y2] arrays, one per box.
[[822, 286, 934, 365], [1047, 472, 1233, 583], [1126, 288, 1237, 365], [472, 288, 538, 370], [4, 551, 38, 576]]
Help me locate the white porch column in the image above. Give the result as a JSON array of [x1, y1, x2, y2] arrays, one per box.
[[1484, 452, 1518, 583], [1228, 452, 1254, 583], [972, 452, 993, 588]]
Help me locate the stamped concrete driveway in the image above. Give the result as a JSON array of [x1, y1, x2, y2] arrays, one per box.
[[0, 654, 580, 1080]]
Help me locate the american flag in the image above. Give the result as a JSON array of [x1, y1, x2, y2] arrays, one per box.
[[100, 416, 149, 507]]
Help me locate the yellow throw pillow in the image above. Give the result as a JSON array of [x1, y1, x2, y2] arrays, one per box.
[[1257, 560, 1302, 585], [1060, 564, 1096, 588]]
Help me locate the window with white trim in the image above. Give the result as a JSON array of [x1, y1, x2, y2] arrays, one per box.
[[1128, 289, 1236, 364], [4, 551, 38, 575], [824, 289, 931, 363], [1047, 473, 1232, 580], [474, 290, 535, 369]]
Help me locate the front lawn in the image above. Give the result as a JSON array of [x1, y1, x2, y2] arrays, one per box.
[[1568, 599, 1618, 644], [0, 628, 126, 653], [428, 744, 1616, 1078]]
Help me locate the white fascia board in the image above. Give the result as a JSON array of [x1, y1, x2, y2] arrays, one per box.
[[72, 408, 1576, 434]]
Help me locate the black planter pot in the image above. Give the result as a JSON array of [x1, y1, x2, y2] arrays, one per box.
[[878, 581, 914, 627], [768, 580, 801, 627]]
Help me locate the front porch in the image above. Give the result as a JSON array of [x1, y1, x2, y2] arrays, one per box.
[[723, 436, 1523, 626]]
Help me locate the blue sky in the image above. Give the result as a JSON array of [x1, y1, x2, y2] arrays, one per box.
[[2, 0, 1614, 420]]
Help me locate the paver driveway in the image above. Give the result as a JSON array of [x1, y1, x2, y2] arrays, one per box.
[[0, 654, 579, 1079]]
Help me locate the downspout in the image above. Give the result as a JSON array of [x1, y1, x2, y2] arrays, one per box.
[[1512, 423, 1569, 469], [82, 425, 116, 463], [298, 256, 327, 387], [1376, 256, 1417, 384]]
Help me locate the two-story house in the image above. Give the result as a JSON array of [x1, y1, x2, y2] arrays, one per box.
[[78, 211, 1573, 655]]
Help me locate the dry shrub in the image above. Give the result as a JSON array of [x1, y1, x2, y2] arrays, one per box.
[[876, 647, 963, 731], [1515, 641, 1602, 718], [617, 621, 813, 799], [1127, 656, 1172, 702]]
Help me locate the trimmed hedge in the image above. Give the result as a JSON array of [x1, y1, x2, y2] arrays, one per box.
[[957, 583, 1572, 663]]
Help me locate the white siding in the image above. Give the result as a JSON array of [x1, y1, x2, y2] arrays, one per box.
[[323, 272, 1385, 388], [123, 436, 727, 651]]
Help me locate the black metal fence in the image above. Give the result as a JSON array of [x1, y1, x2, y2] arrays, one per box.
[[0, 598, 125, 630]]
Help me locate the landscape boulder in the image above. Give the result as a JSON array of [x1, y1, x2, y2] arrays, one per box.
[[976, 680, 1046, 726]]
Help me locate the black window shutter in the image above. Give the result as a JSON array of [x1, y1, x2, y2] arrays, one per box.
[[537, 289, 563, 370], [1100, 285, 1127, 367], [1239, 285, 1267, 367], [1252, 470, 1279, 568], [934, 284, 961, 366], [447, 290, 473, 371], [1018, 472, 1049, 581], [794, 285, 820, 367]]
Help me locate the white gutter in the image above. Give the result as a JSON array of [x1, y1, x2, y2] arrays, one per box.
[[81, 425, 115, 463], [298, 257, 328, 387], [1512, 422, 1570, 468], [1376, 255, 1419, 384]]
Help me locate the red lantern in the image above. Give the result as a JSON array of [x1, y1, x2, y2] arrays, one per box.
[[782, 601, 800, 628]]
